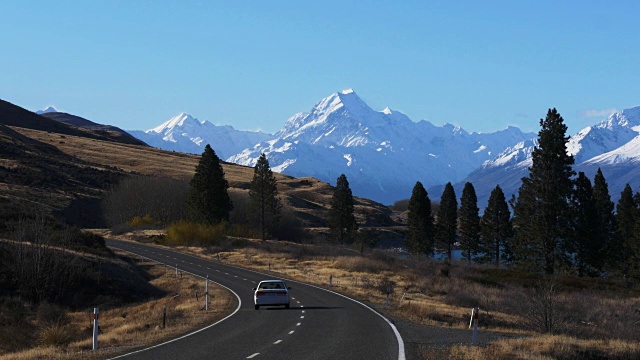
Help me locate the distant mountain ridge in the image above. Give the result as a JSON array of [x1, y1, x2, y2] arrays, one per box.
[[40, 111, 147, 146], [448, 106, 640, 209], [128, 113, 271, 160], [130, 90, 536, 204]]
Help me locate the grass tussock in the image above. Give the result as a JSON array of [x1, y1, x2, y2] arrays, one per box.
[[0, 251, 236, 360]]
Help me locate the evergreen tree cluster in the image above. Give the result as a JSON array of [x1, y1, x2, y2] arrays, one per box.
[[404, 108, 640, 282]]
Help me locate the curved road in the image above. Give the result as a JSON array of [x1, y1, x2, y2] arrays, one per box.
[[106, 239, 405, 360]]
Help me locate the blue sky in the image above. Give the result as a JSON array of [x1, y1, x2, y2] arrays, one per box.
[[1, 1, 639, 135]]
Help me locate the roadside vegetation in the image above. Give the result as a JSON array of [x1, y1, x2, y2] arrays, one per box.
[[0, 249, 234, 359]]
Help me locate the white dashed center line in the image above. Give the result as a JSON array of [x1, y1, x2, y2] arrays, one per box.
[[296, 323, 301, 326], [247, 353, 260, 359], [302, 311, 305, 313], [288, 331, 295, 335], [274, 340, 282, 344], [300, 316, 305, 319]]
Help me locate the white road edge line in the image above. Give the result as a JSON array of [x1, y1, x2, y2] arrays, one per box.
[[106, 246, 242, 360], [247, 353, 260, 359], [108, 240, 406, 360]]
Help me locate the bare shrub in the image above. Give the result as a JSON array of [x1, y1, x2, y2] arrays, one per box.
[[36, 302, 68, 327], [102, 175, 188, 227], [229, 190, 249, 225], [390, 199, 409, 212], [6, 215, 83, 304], [334, 256, 390, 273], [274, 207, 306, 242], [515, 277, 571, 334]]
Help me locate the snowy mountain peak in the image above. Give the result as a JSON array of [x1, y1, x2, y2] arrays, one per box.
[[150, 113, 201, 133], [381, 107, 392, 115], [36, 106, 58, 114], [341, 88, 355, 95]]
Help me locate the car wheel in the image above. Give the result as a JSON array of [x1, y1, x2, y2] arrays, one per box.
[[285, 303, 290, 309], [255, 305, 259, 310]]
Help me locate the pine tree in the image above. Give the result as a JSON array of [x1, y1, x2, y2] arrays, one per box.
[[187, 144, 233, 224], [459, 182, 480, 263], [328, 174, 358, 244], [436, 182, 458, 260], [248, 153, 282, 240], [615, 184, 639, 277], [592, 168, 616, 274], [406, 181, 434, 256], [568, 172, 598, 276], [512, 108, 575, 274], [479, 185, 512, 267]]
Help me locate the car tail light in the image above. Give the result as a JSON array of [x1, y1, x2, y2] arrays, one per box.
[[255, 291, 266, 297]]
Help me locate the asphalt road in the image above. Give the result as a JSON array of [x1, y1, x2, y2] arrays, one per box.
[[106, 239, 405, 360]]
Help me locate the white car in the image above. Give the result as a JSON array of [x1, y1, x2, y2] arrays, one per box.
[[253, 280, 291, 310]]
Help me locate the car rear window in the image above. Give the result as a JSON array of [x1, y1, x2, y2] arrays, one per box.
[[258, 282, 285, 290]]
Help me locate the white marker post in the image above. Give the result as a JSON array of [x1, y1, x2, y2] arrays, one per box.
[[385, 291, 390, 307], [329, 275, 333, 288], [205, 275, 209, 311], [175, 264, 178, 277], [92, 308, 99, 350], [468, 307, 479, 345]]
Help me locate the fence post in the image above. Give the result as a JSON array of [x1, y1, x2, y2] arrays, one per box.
[[469, 307, 479, 345], [92, 308, 99, 350], [205, 275, 209, 311], [163, 306, 167, 328], [268, 262, 271, 273]]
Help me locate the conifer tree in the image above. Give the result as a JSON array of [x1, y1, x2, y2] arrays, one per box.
[[407, 181, 434, 256], [479, 185, 512, 267], [615, 184, 639, 278], [248, 153, 282, 240], [187, 144, 233, 224], [512, 108, 575, 274], [568, 172, 598, 276], [459, 182, 480, 263], [328, 174, 358, 244], [436, 182, 458, 260], [592, 168, 616, 274]]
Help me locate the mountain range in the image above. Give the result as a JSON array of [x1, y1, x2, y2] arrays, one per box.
[[454, 106, 640, 208], [35, 91, 640, 208], [129, 90, 537, 204]]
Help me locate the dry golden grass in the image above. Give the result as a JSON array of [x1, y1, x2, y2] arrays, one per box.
[[445, 335, 640, 360], [0, 251, 236, 360]]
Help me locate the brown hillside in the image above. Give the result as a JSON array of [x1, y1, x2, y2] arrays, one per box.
[[9, 126, 397, 228]]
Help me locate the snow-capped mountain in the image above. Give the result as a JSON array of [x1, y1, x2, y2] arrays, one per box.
[[228, 89, 536, 204], [453, 106, 640, 208], [36, 106, 58, 114], [128, 113, 271, 160]]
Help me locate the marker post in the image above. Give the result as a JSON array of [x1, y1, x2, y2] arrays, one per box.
[[205, 275, 209, 311], [469, 307, 479, 345], [92, 308, 99, 350]]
